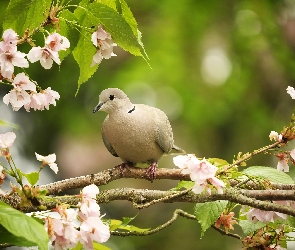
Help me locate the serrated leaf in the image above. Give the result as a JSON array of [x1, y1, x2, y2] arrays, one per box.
[[0, 201, 48, 250], [72, 30, 98, 88], [100, 0, 118, 10], [242, 166, 294, 184], [239, 220, 265, 236], [194, 200, 228, 238], [23, 171, 40, 186], [122, 214, 137, 226], [171, 180, 194, 191], [3, 0, 52, 36]]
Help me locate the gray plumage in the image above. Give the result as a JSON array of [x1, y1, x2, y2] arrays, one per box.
[[93, 88, 184, 176]]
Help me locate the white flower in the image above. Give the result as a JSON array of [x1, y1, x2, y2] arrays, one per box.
[[80, 217, 110, 247], [269, 131, 282, 142], [27, 46, 60, 69], [0, 29, 18, 52], [3, 88, 31, 111], [0, 132, 16, 149], [91, 25, 116, 66], [82, 184, 99, 199], [0, 47, 29, 79], [12, 72, 36, 92], [24, 87, 60, 112], [35, 153, 58, 174], [287, 86, 295, 99], [277, 159, 289, 172], [174, 155, 225, 194], [45, 32, 70, 52]]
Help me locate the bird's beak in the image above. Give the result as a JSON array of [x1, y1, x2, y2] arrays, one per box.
[[93, 103, 103, 113]]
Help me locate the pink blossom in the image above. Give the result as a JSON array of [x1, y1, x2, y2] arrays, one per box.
[[287, 86, 295, 99], [0, 47, 29, 79], [277, 159, 289, 172], [45, 32, 70, 52], [0, 29, 18, 52], [0, 132, 16, 149], [209, 176, 226, 194], [269, 131, 282, 142], [79, 184, 101, 219], [173, 154, 201, 175], [44, 209, 80, 250], [3, 88, 31, 111], [174, 155, 225, 194], [91, 25, 116, 66], [35, 153, 58, 174], [244, 202, 288, 223], [82, 184, 99, 199], [24, 87, 60, 111], [12, 72, 36, 92], [80, 217, 110, 248], [27, 46, 60, 69]]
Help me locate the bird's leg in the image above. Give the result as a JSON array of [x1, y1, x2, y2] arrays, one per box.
[[115, 162, 133, 176], [146, 162, 158, 182]]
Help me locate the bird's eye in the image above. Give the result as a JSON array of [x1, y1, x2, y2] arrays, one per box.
[[109, 95, 115, 100]]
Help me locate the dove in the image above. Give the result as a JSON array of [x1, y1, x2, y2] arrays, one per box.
[[93, 88, 184, 180]]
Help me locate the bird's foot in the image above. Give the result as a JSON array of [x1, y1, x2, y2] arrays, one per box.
[[146, 162, 157, 182], [115, 162, 133, 176]]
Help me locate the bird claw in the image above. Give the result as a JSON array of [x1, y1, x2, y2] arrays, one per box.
[[115, 162, 133, 176], [146, 162, 157, 182]]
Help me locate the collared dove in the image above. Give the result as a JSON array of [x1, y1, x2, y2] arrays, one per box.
[[93, 88, 184, 180]]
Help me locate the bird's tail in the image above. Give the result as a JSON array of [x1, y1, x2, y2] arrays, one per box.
[[170, 145, 186, 155]]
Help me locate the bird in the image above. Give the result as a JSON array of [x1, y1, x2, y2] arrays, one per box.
[[93, 88, 184, 180]]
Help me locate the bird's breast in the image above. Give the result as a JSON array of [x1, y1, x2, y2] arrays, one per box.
[[102, 111, 163, 163]]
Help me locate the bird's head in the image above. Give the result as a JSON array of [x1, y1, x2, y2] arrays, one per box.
[[93, 88, 133, 113]]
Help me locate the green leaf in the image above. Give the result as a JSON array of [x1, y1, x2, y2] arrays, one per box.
[[93, 242, 111, 250], [72, 30, 98, 89], [0, 119, 18, 129], [121, 214, 138, 226], [239, 220, 265, 236], [118, 0, 149, 61], [0, 201, 48, 250], [0, 224, 36, 247], [3, 0, 52, 35], [171, 180, 194, 191], [23, 171, 40, 186], [109, 219, 149, 233], [57, 9, 79, 61], [194, 200, 228, 238], [242, 166, 294, 184]]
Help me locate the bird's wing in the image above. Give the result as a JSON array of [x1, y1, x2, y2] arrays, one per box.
[[155, 109, 174, 154], [101, 121, 119, 157]]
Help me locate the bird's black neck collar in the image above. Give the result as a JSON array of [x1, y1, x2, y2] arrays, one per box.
[[128, 106, 136, 113]]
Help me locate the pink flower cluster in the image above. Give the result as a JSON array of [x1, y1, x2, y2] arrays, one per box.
[[0, 29, 29, 79], [27, 31, 70, 69], [44, 184, 110, 250], [0, 29, 69, 111], [3, 72, 60, 111], [242, 200, 294, 224], [173, 154, 225, 194], [91, 25, 116, 66]]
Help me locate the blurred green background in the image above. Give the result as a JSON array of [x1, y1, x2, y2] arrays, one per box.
[[1, 0, 295, 249]]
